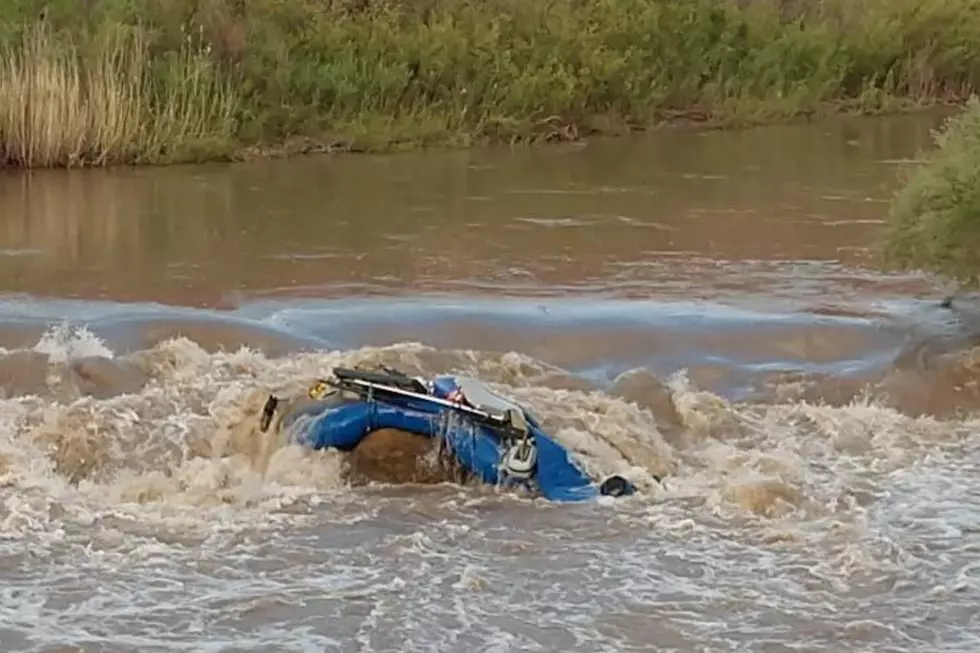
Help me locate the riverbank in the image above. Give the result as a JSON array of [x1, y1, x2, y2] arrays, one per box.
[[1, 0, 979, 167]]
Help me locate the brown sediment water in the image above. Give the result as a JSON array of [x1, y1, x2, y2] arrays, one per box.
[[1, 112, 979, 653]]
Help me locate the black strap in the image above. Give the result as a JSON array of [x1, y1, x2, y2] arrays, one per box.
[[333, 366, 428, 393]]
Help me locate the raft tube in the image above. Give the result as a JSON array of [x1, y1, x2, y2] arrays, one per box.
[[281, 373, 635, 502]]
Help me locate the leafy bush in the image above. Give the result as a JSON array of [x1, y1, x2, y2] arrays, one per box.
[[883, 97, 980, 283]]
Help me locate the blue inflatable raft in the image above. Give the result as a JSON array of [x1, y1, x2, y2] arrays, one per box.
[[260, 366, 635, 502]]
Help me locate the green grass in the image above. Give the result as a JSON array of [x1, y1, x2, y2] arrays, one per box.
[[881, 96, 980, 283], [4, 0, 980, 166]]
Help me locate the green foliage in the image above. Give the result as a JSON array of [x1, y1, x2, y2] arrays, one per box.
[[882, 97, 980, 282], [3, 0, 980, 165]]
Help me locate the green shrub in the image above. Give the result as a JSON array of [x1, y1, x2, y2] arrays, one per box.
[[882, 97, 980, 283]]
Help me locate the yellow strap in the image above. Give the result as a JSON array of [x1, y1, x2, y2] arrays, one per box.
[[308, 379, 330, 400]]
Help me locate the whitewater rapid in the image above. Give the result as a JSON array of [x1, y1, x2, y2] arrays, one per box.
[[0, 314, 976, 651]]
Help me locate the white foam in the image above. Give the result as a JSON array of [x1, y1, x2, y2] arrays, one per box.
[[33, 323, 115, 363], [0, 331, 977, 652]]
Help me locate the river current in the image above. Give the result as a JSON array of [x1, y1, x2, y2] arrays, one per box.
[[1, 113, 979, 653]]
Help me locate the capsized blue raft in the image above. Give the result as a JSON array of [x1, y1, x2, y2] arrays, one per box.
[[265, 366, 635, 502]]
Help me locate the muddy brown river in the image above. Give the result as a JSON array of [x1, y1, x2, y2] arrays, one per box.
[[1, 113, 980, 653]]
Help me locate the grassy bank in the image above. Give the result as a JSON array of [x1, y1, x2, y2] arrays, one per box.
[[3, 0, 980, 167], [881, 97, 980, 283]]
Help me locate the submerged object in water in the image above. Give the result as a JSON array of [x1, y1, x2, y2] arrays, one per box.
[[260, 366, 636, 502]]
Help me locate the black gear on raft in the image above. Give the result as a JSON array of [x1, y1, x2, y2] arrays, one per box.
[[599, 475, 632, 497]]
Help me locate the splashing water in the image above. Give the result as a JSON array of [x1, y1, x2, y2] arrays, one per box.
[[0, 318, 976, 652], [3, 109, 978, 651]]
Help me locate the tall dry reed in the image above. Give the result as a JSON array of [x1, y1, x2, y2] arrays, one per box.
[[0, 21, 239, 167]]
